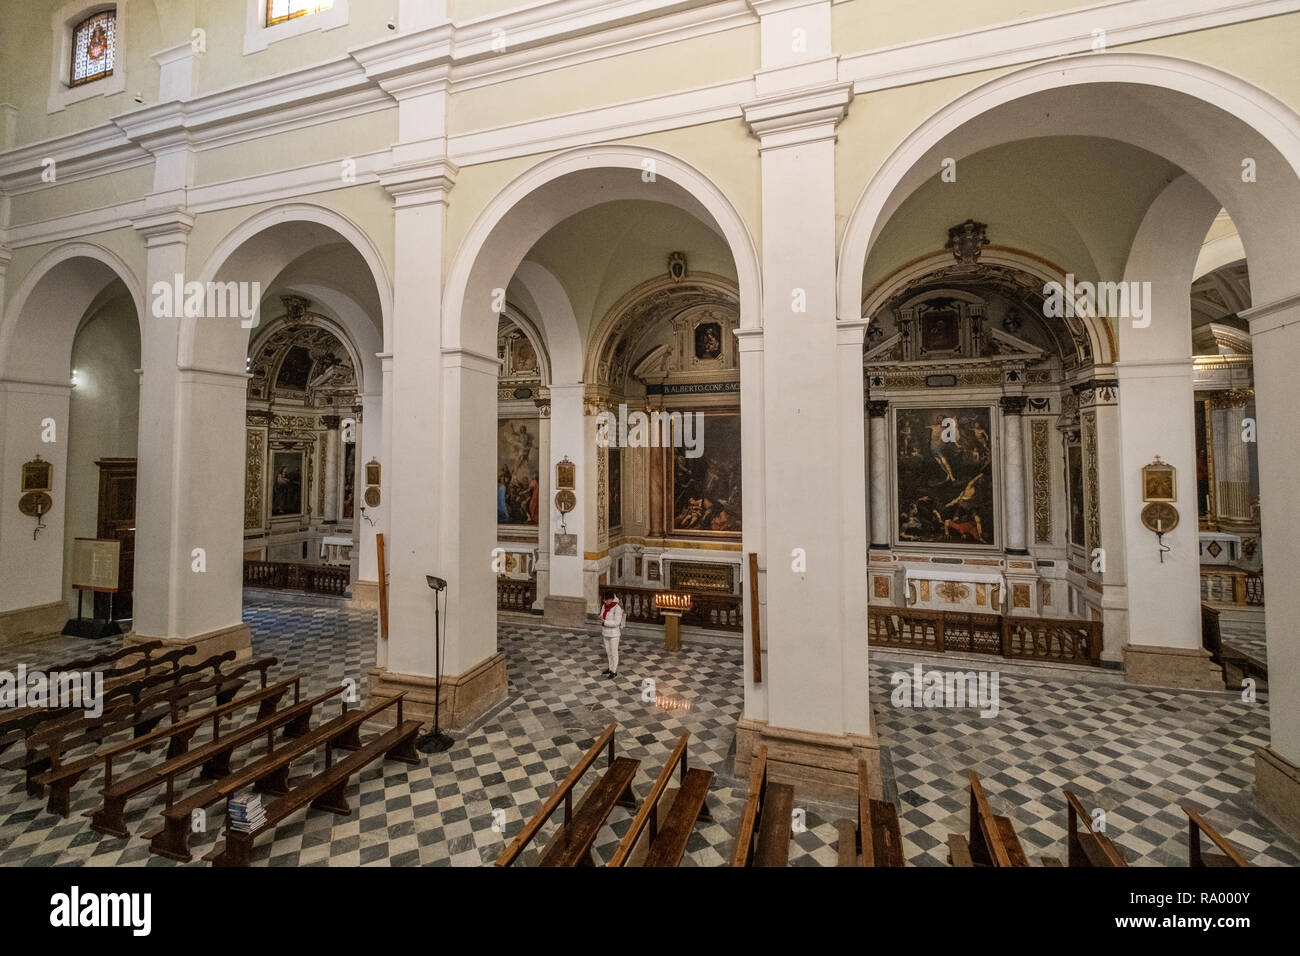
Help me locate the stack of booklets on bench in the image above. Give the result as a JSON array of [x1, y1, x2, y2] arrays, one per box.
[[228, 792, 266, 833]]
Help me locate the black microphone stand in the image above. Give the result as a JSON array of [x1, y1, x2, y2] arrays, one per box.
[[417, 574, 454, 753]]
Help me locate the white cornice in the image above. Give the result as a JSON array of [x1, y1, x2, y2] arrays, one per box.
[[0, 0, 1296, 241], [742, 82, 852, 147]]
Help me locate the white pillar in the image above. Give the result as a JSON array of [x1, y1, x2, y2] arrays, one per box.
[[532, 393, 551, 611], [1001, 396, 1028, 554], [1244, 294, 1300, 839], [737, 0, 869, 801], [131, 210, 253, 660], [542, 383, 587, 625]]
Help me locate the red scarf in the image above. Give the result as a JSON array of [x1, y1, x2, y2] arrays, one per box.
[[600, 599, 618, 622]]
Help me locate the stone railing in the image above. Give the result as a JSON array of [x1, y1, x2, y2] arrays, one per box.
[[867, 605, 1102, 666], [497, 577, 537, 612], [1199, 567, 1264, 606], [243, 560, 350, 596]]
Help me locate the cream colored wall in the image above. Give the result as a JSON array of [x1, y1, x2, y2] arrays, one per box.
[[2, 1, 165, 145], [860, 138, 1184, 296], [192, 0, 398, 94], [7, 165, 153, 227], [832, 0, 1089, 53], [446, 23, 759, 134], [61, 290, 139, 614], [2, 227, 146, 318], [183, 183, 396, 290], [450, 0, 535, 20], [193, 108, 398, 185]]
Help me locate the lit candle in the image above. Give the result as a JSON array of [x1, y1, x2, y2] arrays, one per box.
[[1157, 519, 1163, 532]]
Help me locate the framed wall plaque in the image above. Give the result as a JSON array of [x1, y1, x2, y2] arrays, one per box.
[[22, 458, 53, 493], [365, 459, 382, 486], [1142, 457, 1176, 503], [556, 457, 575, 491]]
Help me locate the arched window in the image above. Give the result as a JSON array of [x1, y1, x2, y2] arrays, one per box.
[[69, 9, 116, 87], [267, 1, 334, 27]]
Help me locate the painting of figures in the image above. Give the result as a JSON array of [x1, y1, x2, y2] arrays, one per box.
[[1067, 442, 1086, 546], [895, 406, 995, 545], [498, 418, 540, 526], [271, 450, 304, 517], [672, 411, 741, 536]]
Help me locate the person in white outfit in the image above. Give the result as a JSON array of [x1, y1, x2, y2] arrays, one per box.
[[599, 595, 624, 679]]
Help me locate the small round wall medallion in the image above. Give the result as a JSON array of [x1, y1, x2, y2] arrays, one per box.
[[363, 486, 381, 508], [19, 492, 53, 517], [1140, 501, 1179, 534], [554, 489, 576, 514]]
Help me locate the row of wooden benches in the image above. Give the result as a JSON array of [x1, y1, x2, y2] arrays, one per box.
[[950, 770, 1253, 868], [496, 721, 715, 867], [2, 642, 422, 866]]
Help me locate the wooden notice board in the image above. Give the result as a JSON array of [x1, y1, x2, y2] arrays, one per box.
[[376, 532, 389, 639], [748, 552, 762, 683]]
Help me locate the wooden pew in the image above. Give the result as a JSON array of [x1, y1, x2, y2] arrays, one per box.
[[730, 745, 795, 867], [8, 656, 269, 798], [38, 674, 299, 817], [88, 682, 342, 837], [496, 721, 639, 867], [205, 695, 421, 867], [836, 759, 904, 867], [1063, 790, 1127, 867], [0, 647, 215, 763], [947, 771, 1031, 867], [1184, 806, 1252, 867], [608, 732, 713, 867], [152, 693, 417, 862]]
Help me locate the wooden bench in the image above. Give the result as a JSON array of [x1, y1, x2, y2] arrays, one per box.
[[1184, 805, 1252, 867], [205, 695, 421, 867], [151, 693, 416, 862], [36, 671, 293, 816], [10, 656, 271, 800], [946, 771, 1032, 867], [0, 647, 218, 765], [836, 759, 904, 867], [496, 721, 639, 867], [88, 682, 341, 837], [608, 733, 713, 867], [731, 745, 795, 867], [1063, 790, 1127, 867]]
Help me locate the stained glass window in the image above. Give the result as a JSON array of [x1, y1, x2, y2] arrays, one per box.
[[267, 1, 334, 27], [70, 10, 116, 87]]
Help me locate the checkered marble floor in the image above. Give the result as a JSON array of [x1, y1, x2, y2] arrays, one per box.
[[1218, 615, 1268, 664], [872, 648, 1300, 867], [1, 599, 1297, 867]]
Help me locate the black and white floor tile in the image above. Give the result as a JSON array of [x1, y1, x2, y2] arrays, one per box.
[[0, 598, 1296, 867]]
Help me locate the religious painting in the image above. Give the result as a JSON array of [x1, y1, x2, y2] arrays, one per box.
[[498, 418, 540, 526], [671, 411, 741, 536], [270, 450, 304, 517], [275, 347, 314, 391], [895, 406, 995, 546], [608, 446, 622, 529], [694, 322, 723, 361], [1142, 459, 1176, 503], [22, 458, 53, 493], [342, 441, 356, 520], [920, 305, 960, 354], [365, 460, 381, 486], [1067, 442, 1085, 547], [512, 336, 538, 375]]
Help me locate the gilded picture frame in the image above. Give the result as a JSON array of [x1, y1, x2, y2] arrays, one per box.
[[1141, 459, 1176, 503]]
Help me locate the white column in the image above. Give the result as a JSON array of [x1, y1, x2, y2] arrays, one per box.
[[542, 383, 587, 625], [532, 394, 551, 610], [867, 400, 890, 548], [131, 210, 253, 659], [1001, 396, 1028, 554], [1244, 295, 1300, 835], [739, 0, 868, 801]]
